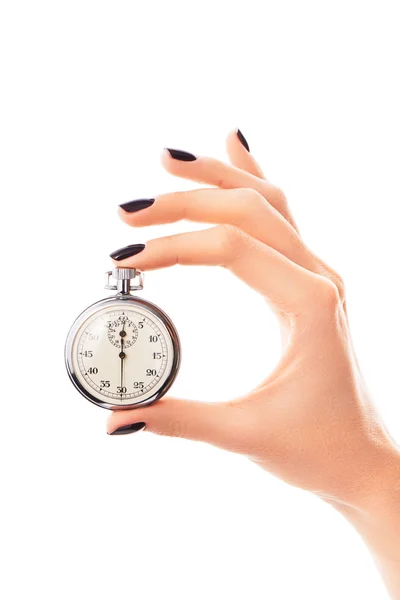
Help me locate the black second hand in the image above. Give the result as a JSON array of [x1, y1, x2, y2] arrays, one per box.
[[120, 338, 124, 396], [119, 318, 126, 397]]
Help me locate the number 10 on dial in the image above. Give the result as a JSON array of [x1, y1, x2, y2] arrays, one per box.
[[65, 268, 181, 410]]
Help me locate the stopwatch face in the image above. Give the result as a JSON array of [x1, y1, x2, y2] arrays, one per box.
[[65, 297, 180, 409]]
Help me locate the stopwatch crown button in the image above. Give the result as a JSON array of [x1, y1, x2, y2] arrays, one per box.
[[104, 268, 144, 294], [112, 268, 138, 280]]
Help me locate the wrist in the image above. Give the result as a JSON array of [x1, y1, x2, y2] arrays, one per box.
[[334, 444, 400, 598], [333, 441, 400, 558], [333, 440, 400, 514]]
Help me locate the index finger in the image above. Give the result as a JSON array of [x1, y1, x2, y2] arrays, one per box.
[[110, 226, 331, 318]]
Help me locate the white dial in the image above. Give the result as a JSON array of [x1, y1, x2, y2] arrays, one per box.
[[70, 301, 177, 407]]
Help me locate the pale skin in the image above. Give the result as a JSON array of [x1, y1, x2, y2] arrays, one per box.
[[107, 130, 400, 597]]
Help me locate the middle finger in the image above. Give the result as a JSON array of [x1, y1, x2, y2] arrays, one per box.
[[119, 188, 320, 273]]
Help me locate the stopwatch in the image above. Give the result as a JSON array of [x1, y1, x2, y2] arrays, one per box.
[[65, 268, 181, 410]]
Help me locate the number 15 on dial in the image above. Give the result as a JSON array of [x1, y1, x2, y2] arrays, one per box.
[[65, 268, 181, 410]]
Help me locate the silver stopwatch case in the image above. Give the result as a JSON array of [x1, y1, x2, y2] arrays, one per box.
[[65, 268, 181, 410]]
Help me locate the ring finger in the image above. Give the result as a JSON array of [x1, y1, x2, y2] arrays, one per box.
[[161, 147, 298, 232]]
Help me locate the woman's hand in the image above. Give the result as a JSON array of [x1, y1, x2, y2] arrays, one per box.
[[107, 130, 400, 596]]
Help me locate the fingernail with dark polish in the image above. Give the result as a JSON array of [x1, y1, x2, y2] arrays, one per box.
[[119, 198, 155, 213], [236, 129, 250, 152], [110, 243, 145, 261], [165, 148, 197, 162], [108, 422, 146, 435]]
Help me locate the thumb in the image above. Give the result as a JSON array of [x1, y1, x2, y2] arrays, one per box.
[[106, 397, 243, 450]]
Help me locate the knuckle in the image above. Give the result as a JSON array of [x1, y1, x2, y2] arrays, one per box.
[[275, 185, 287, 203], [241, 187, 265, 208], [319, 263, 346, 303], [234, 188, 267, 228], [270, 185, 288, 209], [216, 173, 229, 188], [219, 224, 248, 265], [165, 419, 186, 439], [313, 277, 342, 312], [151, 400, 186, 438], [330, 270, 346, 302], [220, 223, 243, 247], [244, 189, 268, 218], [317, 259, 346, 303]]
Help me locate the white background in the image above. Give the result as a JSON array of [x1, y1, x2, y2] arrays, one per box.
[[1, 1, 399, 598]]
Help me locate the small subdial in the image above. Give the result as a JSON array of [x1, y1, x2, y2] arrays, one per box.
[[107, 315, 138, 349]]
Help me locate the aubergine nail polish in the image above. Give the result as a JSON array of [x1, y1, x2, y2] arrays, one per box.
[[108, 422, 146, 435], [109, 243, 145, 261], [236, 129, 250, 152], [166, 148, 197, 162], [119, 198, 155, 213]]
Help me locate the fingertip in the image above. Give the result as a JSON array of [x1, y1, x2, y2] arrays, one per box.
[[161, 147, 201, 177], [226, 128, 240, 146], [226, 129, 265, 179], [160, 147, 171, 169], [236, 128, 250, 152], [117, 205, 130, 222], [226, 128, 250, 152], [160, 147, 183, 176], [107, 422, 146, 436], [225, 128, 244, 158], [106, 408, 146, 435], [106, 411, 117, 435]]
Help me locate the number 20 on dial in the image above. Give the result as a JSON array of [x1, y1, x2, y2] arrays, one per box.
[[65, 268, 181, 410]]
